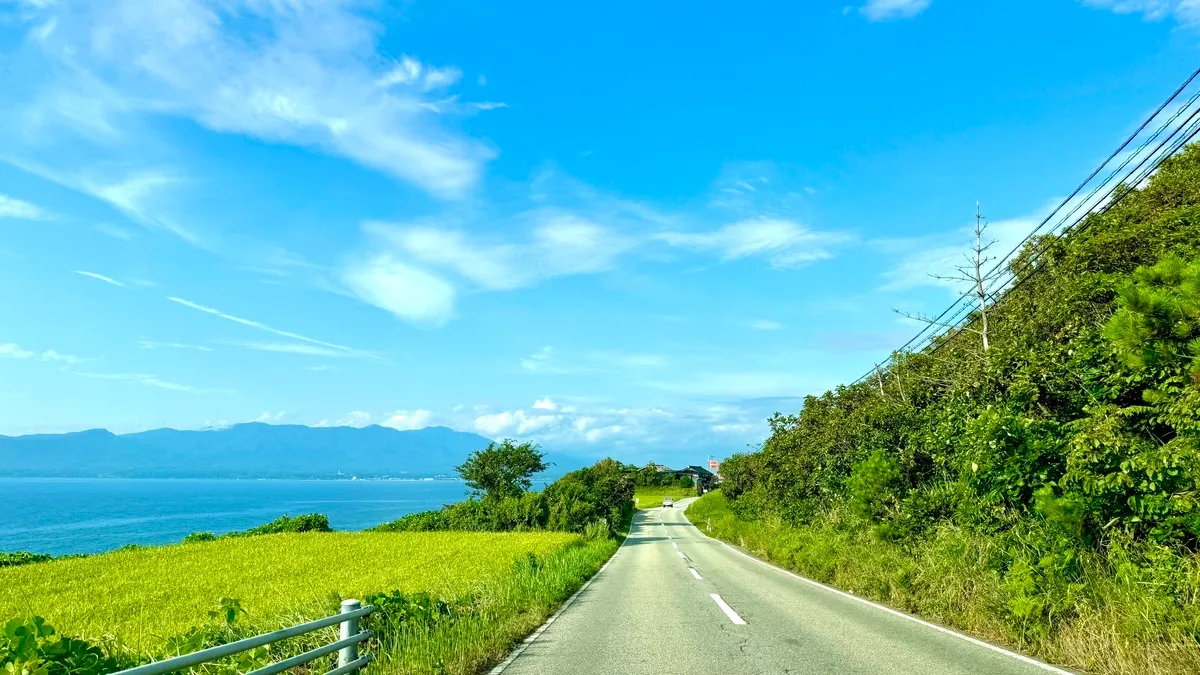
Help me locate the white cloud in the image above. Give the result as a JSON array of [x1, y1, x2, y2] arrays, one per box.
[[861, 0, 933, 21], [83, 172, 201, 243], [521, 346, 556, 372], [472, 400, 767, 448], [69, 370, 201, 393], [474, 409, 562, 436], [226, 341, 359, 358], [377, 56, 462, 92], [166, 296, 382, 360], [0, 194, 46, 220], [474, 411, 514, 435], [10, 0, 496, 199], [361, 214, 632, 292], [381, 409, 433, 431], [340, 254, 456, 326], [1080, 1, 1200, 25], [318, 411, 372, 428], [39, 350, 81, 365], [532, 397, 558, 411], [877, 203, 1057, 293], [74, 270, 127, 288], [0, 343, 35, 359], [657, 218, 849, 268], [138, 340, 214, 352], [251, 410, 286, 423], [741, 320, 783, 331]]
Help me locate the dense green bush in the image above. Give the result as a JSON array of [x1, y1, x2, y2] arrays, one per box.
[[0, 552, 52, 568], [376, 458, 632, 535], [180, 514, 332, 545]]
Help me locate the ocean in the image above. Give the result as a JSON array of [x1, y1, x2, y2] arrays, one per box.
[[0, 477, 473, 556]]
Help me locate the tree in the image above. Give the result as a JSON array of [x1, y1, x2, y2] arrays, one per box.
[[455, 440, 548, 501], [896, 203, 1002, 354]]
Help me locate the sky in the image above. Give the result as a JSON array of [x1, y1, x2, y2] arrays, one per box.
[[0, 0, 1196, 463]]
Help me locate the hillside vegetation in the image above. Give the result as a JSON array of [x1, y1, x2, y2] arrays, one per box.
[[713, 146, 1200, 674]]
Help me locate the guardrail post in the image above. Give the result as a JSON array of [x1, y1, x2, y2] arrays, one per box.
[[338, 599, 361, 671]]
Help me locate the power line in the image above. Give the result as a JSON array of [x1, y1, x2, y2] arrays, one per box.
[[854, 65, 1200, 385]]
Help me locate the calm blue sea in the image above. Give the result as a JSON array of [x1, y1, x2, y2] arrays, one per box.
[[0, 478, 472, 556]]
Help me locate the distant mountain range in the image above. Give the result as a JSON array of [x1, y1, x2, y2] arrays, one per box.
[[0, 423, 583, 479]]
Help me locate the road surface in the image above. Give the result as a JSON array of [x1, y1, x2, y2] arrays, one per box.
[[494, 499, 1070, 675]]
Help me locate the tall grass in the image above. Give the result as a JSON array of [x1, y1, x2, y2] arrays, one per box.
[[687, 491, 1200, 675], [371, 538, 617, 674], [1, 530, 620, 674]]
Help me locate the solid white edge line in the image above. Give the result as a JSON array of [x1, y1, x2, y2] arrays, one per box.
[[488, 513, 637, 674], [690, 568, 703, 580], [710, 593, 747, 625], [688, 508, 1075, 675]]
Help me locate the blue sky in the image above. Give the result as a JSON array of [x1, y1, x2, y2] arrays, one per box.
[[0, 0, 1195, 462]]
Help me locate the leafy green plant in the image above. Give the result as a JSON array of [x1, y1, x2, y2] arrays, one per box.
[[1, 617, 119, 675]]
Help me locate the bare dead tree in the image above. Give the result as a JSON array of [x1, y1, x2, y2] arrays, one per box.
[[895, 203, 1002, 353]]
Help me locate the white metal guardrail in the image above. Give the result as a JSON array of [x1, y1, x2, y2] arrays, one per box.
[[114, 600, 374, 675]]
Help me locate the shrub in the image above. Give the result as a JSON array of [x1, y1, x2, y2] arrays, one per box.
[[234, 514, 332, 537], [182, 532, 217, 544], [0, 552, 52, 568]]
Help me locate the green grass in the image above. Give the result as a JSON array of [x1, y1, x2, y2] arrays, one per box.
[[632, 486, 695, 509], [686, 491, 1200, 675], [0, 530, 616, 674]]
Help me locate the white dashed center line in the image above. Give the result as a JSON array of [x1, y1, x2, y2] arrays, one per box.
[[690, 568, 703, 580], [710, 594, 746, 625]]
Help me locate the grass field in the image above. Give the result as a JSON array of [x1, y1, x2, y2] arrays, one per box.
[[632, 486, 696, 509], [1, 530, 613, 674]]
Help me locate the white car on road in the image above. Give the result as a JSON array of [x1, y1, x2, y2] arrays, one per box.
[[662, 498, 674, 508]]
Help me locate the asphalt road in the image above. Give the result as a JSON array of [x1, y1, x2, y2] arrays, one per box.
[[494, 498, 1071, 675]]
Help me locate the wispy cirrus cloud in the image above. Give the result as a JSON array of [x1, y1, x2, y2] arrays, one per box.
[[656, 218, 851, 269], [740, 319, 783, 331], [74, 270, 127, 288], [0, 194, 47, 220], [166, 296, 384, 361], [1080, 1, 1200, 26], [225, 341, 363, 359], [860, 0, 933, 21], [6, 0, 499, 199], [138, 340, 214, 352], [68, 370, 207, 393]]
